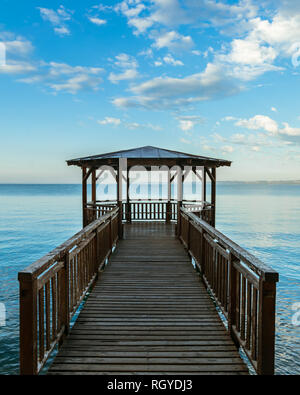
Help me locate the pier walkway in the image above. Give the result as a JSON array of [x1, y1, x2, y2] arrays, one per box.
[[18, 147, 279, 375], [48, 223, 248, 375]]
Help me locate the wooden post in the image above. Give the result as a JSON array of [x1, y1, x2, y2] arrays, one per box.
[[92, 169, 97, 221], [117, 159, 124, 239], [176, 166, 183, 237], [19, 273, 38, 375], [202, 166, 206, 206], [166, 167, 171, 223], [228, 253, 240, 348], [59, 253, 70, 346], [126, 167, 131, 223], [257, 279, 277, 375], [92, 169, 96, 203], [211, 167, 216, 227], [82, 167, 87, 227]]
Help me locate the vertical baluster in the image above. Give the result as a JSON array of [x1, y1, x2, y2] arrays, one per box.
[[38, 287, 44, 362], [51, 275, 57, 341], [236, 272, 241, 333], [246, 282, 252, 350], [70, 257, 74, 311], [251, 287, 258, 361], [45, 282, 50, 351], [216, 252, 220, 301], [241, 276, 246, 341], [220, 255, 225, 306], [228, 254, 239, 347], [224, 256, 228, 312]]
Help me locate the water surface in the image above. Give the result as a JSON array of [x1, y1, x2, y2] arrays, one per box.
[[0, 183, 299, 374]]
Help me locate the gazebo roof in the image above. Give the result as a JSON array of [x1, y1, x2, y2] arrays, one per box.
[[67, 146, 231, 169]]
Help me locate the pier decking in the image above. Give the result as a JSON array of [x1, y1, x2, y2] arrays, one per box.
[[48, 223, 248, 375], [18, 147, 279, 375]]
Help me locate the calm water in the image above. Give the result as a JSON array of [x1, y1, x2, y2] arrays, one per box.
[[0, 183, 299, 375]]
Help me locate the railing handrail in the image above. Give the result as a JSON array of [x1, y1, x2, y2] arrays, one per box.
[[18, 208, 119, 281], [88, 199, 209, 203], [19, 206, 121, 375], [179, 207, 278, 374], [181, 208, 278, 282]]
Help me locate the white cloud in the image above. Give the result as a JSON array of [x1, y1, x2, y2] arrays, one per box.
[[0, 31, 33, 57], [216, 37, 282, 81], [0, 61, 36, 75], [222, 145, 234, 153], [179, 120, 194, 131], [114, 53, 138, 69], [280, 122, 300, 136], [115, 0, 153, 34], [138, 48, 153, 58], [0, 31, 35, 74], [108, 53, 139, 84], [180, 138, 192, 144], [113, 62, 241, 109], [50, 74, 101, 93], [235, 115, 279, 134], [152, 30, 194, 51], [150, 0, 189, 26], [97, 116, 161, 131], [109, 68, 139, 84], [88, 17, 107, 26], [98, 117, 121, 126], [224, 38, 277, 66], [154, 53, 183, 66], [225, 114, 300, 142], [38, 6, 73, 36], [163, 54, 183, 66], [19, 62, 104, 94], [125, 121, 162, 131], [54, 26, 70, 36], [177, 115, 204, 131]]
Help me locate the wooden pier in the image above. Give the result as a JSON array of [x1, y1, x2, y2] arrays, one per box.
[[18, 147, 279, 375], [48, 223, 248, 375]]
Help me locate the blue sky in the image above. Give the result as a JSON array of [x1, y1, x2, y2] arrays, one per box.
[[1, 0, 300, 182]]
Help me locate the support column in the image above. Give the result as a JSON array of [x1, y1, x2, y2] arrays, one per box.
[[92, 169, 97, 222], [92, 169, 96, 203], [82, 167, 87, 227], [202, 166, 206, 207], [117, 159, 124, 239], [126, 167, 131, 223], [176, 166, 183, 237], [211, 167, 216, 227], [166, 167, 171, 223]]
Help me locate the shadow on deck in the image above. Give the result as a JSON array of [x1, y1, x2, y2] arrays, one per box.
[[47, 223, 248, 375]]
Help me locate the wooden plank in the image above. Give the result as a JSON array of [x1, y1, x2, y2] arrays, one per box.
[[48, 222, 248, 375]]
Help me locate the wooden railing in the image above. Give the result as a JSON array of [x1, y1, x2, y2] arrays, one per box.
[[123, 200, 177, 222], [18, 208, 119, 375], [85, 200, 214, 225], [85, 202, 116, 224], [178, 207, 279, 375]]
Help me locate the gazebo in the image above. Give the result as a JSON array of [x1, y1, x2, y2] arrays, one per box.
[[18, 145, 279, 376], [67, 146, 231, 232]]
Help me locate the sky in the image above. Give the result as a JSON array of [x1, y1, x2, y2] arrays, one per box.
[[1, 0, 300, 182]]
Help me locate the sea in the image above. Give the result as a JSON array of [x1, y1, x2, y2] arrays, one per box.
[[0, 183, 299, 375]]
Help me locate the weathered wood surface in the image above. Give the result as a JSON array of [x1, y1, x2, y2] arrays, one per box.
[[48, 223, 248, 375]]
